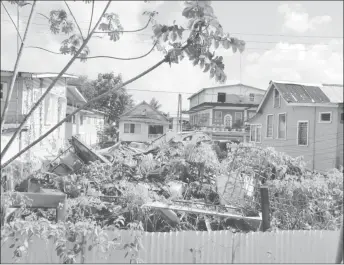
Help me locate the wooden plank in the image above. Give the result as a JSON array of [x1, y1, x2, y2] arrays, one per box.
[[260, 186, 270, 231], [142, 202, 262, 224], [8, 192, 66, 208]]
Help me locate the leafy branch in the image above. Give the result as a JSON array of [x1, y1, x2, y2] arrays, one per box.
[[64, 0, 84, 39], [94, 16, 153, 34]]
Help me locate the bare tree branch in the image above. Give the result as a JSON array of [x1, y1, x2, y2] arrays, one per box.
[[25, 46, 61, 54], [1, 2, 23, 42], [25, 41, 158, 60], [64, 0, 84, 40], [0, 1, 36, 130], [94, 17, 152, 34], [37, 12, 49, 20], [87, 0, 94, 36], [1, 36, 196, 169], [0, 0, 112, 161]]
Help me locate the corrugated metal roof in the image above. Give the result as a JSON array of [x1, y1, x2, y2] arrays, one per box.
[[320, 84, 343, 103], [273, 82, 330, 103]]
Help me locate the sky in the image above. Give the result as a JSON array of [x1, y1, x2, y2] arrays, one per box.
[[1, 1, 343, 115]]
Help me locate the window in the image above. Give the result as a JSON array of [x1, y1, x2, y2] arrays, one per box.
[[217, 93, 226, 103], [277, 113, 286, 139], [80, 115, 84, 125], [250, 124, 262, 143], [266, 115, 273, 138], [214, 111, 222, 122], [124, 123, 140, 134], [319, 112, 332, 123], [1, 83, 8, 100], [234, 112, 243, 125], [297, 121, 309, 146], [249, 93, 255, 102], [149, 125, 163, 134], [273, 88, 281, 108]]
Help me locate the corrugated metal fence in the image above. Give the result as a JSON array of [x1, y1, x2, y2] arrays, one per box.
[[1, 230, 339, 263]]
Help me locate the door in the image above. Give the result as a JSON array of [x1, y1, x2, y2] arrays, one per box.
[[224, 114, 232, 128]]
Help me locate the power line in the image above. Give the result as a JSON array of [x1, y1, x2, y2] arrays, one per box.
[[2, 17, 343, 40], [2, 13, 343, 39]]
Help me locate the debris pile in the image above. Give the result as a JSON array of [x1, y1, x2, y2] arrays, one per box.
[[5, 135, 261, 231]]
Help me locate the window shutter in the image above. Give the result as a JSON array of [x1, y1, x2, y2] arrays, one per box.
[[266, 115, 273, 137], [278, 114, 286, 139], [256, 125, 261, 142]]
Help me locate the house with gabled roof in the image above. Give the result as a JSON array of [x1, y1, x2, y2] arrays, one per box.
[[118, 101, 169, 143], [248, 80, 343, 171]]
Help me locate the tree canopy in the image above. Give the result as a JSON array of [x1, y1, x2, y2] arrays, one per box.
[[74, 72, 134, 124]]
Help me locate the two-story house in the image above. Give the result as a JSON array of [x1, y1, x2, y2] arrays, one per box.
[[187, 83, 265, 142], [1, 70, 106, 165], [248, 80, 343, 171], [118, 101, 169, 143], [1, 70, 77, 164]]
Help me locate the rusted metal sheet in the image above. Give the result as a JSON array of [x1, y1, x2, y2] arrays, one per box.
[[70, 136, 111, 165], [274, 83, 330, 103]]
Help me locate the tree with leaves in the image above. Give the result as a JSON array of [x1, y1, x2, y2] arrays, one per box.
[[149, 97, 162, 110], [72, 73, 134, 124], [1, 0, 246, 169]]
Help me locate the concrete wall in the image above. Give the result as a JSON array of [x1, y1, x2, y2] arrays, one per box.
[[250, 86, 340, 171]]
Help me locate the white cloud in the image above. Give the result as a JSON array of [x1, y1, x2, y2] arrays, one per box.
[[278, 3, 332, 33], [244, 40, 343, 87]]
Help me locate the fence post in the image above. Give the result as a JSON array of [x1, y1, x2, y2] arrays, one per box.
[[56, 195, 67, 222], [335, 212, 343, 264], [260, 186, 270, 232]]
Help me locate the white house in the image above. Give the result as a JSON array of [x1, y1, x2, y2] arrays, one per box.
[[118, 101, 169, 143]]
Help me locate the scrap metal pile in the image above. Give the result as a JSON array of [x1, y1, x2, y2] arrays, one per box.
[[11, 136, 262, 232]]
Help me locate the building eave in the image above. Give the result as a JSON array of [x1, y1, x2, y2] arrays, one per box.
[[189, 102, 259, 113], [288, 103, 339, 107], [1, 69, 78, 79]]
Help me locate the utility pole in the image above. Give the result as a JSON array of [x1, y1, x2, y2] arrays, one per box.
[[177, 94, 182, 132]]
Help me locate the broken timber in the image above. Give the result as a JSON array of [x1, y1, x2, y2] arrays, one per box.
[[142, 201, 262, 224], [5, 191, 67, 222]]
